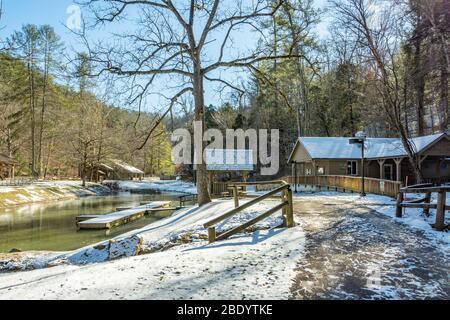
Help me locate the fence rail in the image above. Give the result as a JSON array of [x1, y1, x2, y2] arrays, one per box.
[[283, 175, 402, 197], [396, 184, 449, 231], [204, 181, 294, 243], [210, 182, 232, 196]]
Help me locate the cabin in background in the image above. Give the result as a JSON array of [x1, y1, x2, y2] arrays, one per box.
[[288, 133, 450, 185], [86, 159, 144, 182], [106, 159, 144, 181], [0, 154, 18, 180]]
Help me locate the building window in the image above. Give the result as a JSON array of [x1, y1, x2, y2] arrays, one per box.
[[305, 168, 312, 176], [347, 161, 358, 176], [384, 164, 393, 180], [317, 167, 325, 175]]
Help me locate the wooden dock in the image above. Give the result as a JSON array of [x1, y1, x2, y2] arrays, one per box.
[[76, 215, 101, 223], [77, 201, 171, 230]]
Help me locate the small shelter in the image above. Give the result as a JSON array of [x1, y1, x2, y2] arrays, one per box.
[[288, 133, 450, 185], [86, 159, 144, 181], [0, 153, 18, 180], [107, 159, 144, 181], [194, 149, 255, 195]]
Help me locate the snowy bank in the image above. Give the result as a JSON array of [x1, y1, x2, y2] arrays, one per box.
[[105, 180, 197, 195], [0, 225, 305, 300], [0, 198, 305, 300], [0, 199, 293, 272], [0, 181, 110, 208]]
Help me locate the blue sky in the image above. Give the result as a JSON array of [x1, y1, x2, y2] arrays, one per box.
[[0, 0, 330, 112], [1, 0, 75, 39]]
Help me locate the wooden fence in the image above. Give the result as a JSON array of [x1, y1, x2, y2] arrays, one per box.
[[210, 182, 232, 196], [211, 175, 402, 197], [204, 181, 294, 243], [396, 184, 449, 231], [283, 175, 402, 197]]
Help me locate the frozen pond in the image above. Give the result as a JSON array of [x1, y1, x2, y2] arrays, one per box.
[[0, 192, 188, 253]]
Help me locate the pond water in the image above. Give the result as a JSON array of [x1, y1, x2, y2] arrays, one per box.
[[0, 192, 189, 253]]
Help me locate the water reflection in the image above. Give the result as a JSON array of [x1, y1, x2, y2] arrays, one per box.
[[0, 192, 185, 253]]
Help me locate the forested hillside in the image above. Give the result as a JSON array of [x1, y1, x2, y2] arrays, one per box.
[[0, 26, 174, 179], [191, 0, 449, 175], [0, 0, 448, 184]]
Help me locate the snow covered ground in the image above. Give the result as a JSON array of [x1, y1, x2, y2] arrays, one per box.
[[0, 199, 291, 270], [293, 192, 450, 249], [0, 180, 110, 208], [107, 180, 198, 195], [0, 185, 448, 300], [0, 228, 304, 300], [291, 194, 449, 299], [0, 199, 304, 300]]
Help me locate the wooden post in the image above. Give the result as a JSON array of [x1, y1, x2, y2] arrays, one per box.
[[233, 186, 239, 208], [393, 158, 403, 182], [377, 160, 385, 180], [208, 227, 216, 243], [209, 171, 214, 195], [281, 189, 288, 221], [286, 188, 295, 228], [418, 155, 428, 174], [294, 162, 298, 193], [396, 192, 404, 218], [312, 160, 317, 191], [423, 192, 432, 217], [435, 191, 446, 231]]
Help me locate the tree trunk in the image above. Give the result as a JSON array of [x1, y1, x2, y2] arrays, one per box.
[[440, 61, 449, 131], [413, 22, 426, 136], [38, 46, 50, 178], [193, 67, 212, 206], [399, 124, 424, 184], [28, 51, 37, 179], [43, 139, 53, 180]]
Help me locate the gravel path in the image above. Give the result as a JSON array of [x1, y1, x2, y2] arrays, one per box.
[[291, 197, 449, 300]]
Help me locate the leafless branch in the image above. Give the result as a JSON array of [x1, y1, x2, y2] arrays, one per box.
[[137, 86, 193, 150]]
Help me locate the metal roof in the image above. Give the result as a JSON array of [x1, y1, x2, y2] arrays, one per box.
[[200, 149, 254, 171], [289, 133, 448, 162]]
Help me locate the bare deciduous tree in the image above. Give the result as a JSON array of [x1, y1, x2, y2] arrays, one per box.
[[80, 0, 303, 205], [332, 0, 425, 182]]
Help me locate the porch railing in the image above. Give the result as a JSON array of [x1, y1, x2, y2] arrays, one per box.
[[283, 175, 402, 197]]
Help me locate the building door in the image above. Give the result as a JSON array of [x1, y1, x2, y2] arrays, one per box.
[[384, 164, 393, 180]]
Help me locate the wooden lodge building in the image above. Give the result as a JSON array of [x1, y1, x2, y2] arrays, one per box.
[[288, 133, 450, 185]]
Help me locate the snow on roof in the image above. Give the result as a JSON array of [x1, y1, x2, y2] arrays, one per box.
[[293, 133, 446, 160], [99, 163, 114, 171], [203, 149, 254, 171], [109, 159, 144, 175]]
